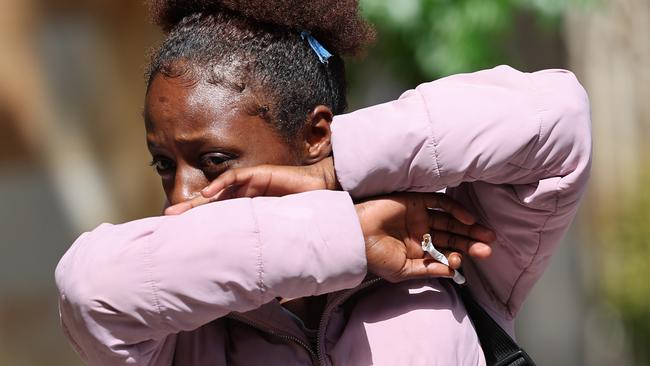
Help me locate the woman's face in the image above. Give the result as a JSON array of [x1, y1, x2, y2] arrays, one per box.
[[144, 73, 301, 206]]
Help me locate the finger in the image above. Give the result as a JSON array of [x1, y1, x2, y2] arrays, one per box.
[[164, 201, 192, 215], [441, 249, 463, 270], [404, 233, 466, 267], [403, 237, 426, 259], [391, 258, 455, 282], [424, 193, 475, 225], [430, 230, 492, 259], [429, 211, 496, 243], [469, 224, 497, 243], [235, 175, 273, 198], [201, 169, 249, 197], [164, 195, 211, 215], [467, 242, 492, 259], [429, 211, 470, 236]]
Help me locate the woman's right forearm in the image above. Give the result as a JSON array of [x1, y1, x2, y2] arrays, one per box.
[[55, 190, 366, 364]]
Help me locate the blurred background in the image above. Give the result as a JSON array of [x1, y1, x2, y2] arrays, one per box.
[[0, 0, 647, 365]]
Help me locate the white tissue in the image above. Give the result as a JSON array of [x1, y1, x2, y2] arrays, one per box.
[[421, 234, 466, 285]]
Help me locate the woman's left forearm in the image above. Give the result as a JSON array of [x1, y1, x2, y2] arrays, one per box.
[[330, 65, 591, 203]]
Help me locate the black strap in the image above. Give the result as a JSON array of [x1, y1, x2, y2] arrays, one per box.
[[456, 285, 536, 366]]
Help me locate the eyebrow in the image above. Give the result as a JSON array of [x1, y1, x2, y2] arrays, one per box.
[[146, 132, 227, 151], [172, 134, 219, 145], [146, 139, 159, 149]]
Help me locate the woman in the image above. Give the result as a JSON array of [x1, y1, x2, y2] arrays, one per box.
[[55, 0, 592, 365]]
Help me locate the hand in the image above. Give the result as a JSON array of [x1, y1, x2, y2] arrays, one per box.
[[354, 192, 495, 283], [165, 157, 338, 215]]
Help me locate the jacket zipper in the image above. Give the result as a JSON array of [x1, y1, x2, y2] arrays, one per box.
[[316, 277, 384, 366], [226, 313, 319, 364], [226, 277, 384, 366]]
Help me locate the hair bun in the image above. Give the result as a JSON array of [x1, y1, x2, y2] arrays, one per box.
[[148, 0, 375, 56]]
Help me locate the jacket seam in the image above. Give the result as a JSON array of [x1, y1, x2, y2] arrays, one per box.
[[143, 236, 163, 316], [504, 74, 559, 316], [142, 227, 165, 327], [526, 71, 546, 148], [414, 87, 443, 185], [61, 316, 89, 362], [249, 199, 266, 305], [521, 71, 547, 172], [504, 183, 560, 317], [58, 251, 90, 362], [114, 228, 162, 363], [506, 162, 553, 178]]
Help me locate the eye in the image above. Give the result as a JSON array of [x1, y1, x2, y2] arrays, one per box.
[[199, 152, 235, 174], [149, 156, 175, 175]]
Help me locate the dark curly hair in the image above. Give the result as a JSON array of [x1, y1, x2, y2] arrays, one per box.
[[146, 0, 375, 143]]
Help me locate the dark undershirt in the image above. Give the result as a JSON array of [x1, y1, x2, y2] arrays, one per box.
[[278, 295, 327, 344]]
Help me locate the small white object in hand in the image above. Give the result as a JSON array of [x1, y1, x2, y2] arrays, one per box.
[[421, 233, 466, 285]]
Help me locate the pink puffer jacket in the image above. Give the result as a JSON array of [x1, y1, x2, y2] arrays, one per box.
[[55, 65, 591, 365]]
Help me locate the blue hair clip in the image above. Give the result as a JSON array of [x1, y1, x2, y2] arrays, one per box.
[[300, 31, 333, 64]]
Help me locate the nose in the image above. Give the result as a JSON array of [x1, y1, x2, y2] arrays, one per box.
[[167, 166, 208, 206]]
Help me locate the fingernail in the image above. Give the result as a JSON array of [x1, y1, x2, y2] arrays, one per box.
[[477, 243, 492, 257], [451, 257, 461, 268]]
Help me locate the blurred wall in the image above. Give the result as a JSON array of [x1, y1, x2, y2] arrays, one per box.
[[1, 1, 160, 364]]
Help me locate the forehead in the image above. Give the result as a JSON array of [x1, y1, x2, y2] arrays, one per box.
[[144, 74, 245, 134], [143, 73, 295, 162]]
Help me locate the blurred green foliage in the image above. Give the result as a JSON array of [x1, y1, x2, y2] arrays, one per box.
[[354, 0, 586, 84], [603, 169, 650, 365]]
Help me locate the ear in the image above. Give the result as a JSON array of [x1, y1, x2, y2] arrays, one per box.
[[301, 105, 333, 165]]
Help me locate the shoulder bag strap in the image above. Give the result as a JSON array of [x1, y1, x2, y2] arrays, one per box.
[[456, 284, 536, 366]]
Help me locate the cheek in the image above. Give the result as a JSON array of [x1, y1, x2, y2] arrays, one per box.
[[244, 142, 301, 167], [161, 176, 175, 197]]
